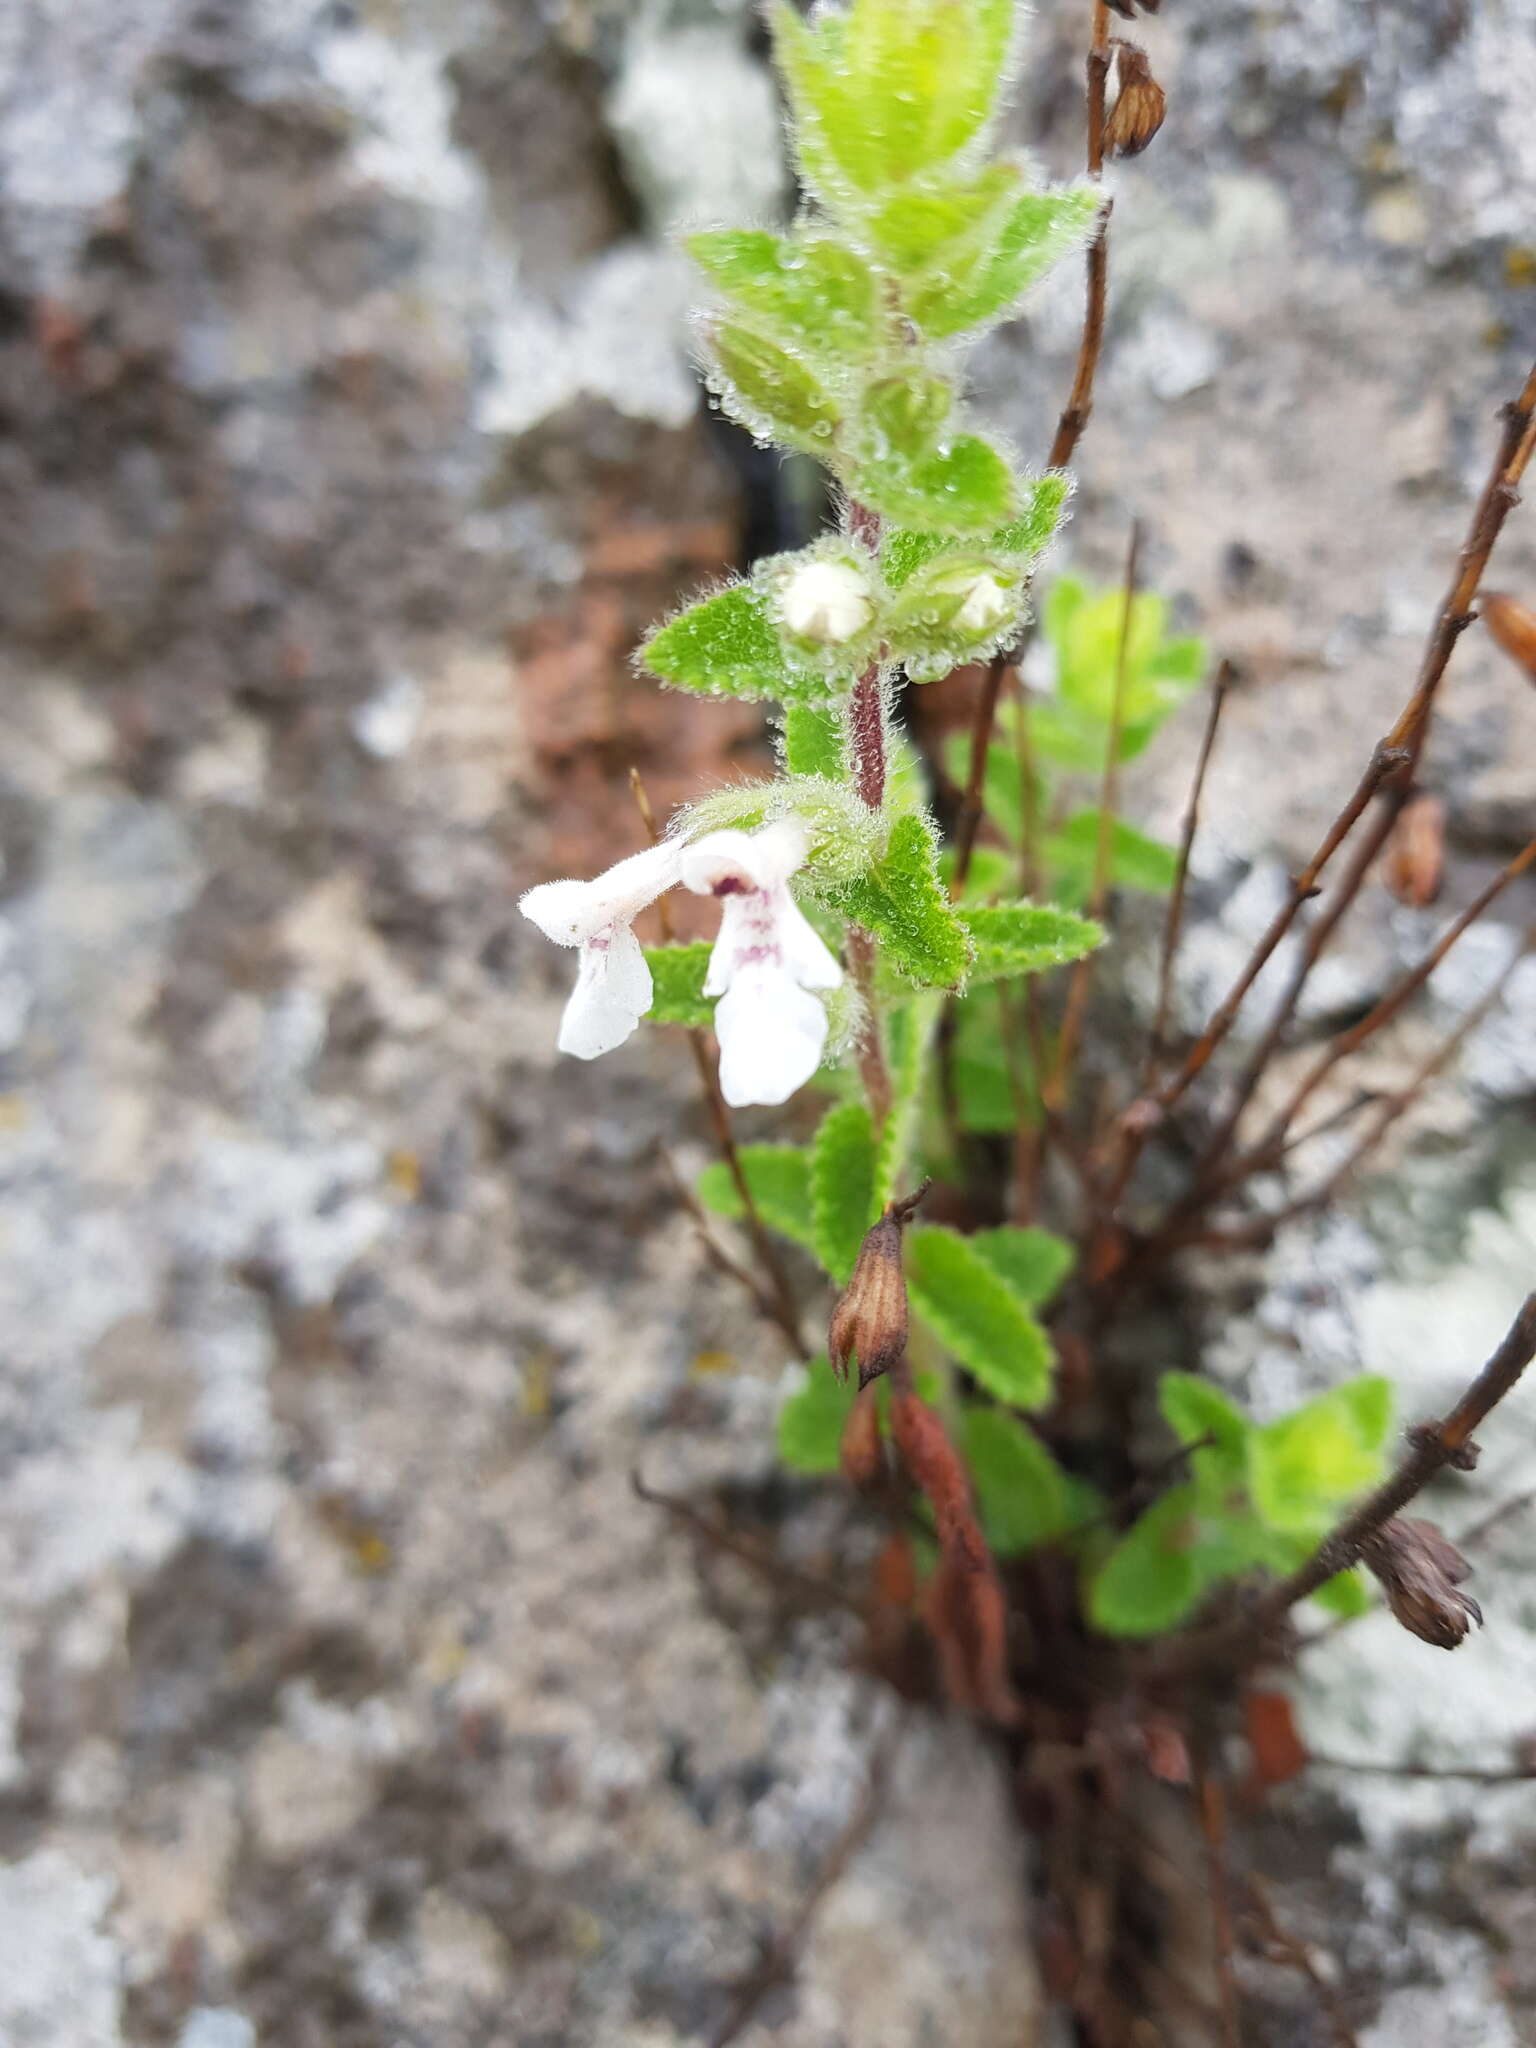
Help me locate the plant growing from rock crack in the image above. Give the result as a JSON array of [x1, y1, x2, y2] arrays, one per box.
[[521, 0, 1536, 2037]]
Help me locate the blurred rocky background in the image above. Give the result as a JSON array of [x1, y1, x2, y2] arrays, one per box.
[[1, 1, 1534, 2043]]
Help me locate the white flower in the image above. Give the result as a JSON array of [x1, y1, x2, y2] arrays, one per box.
[[682, 818, 842, 1107], [519, 838, 682, 1060], [779, 560, 875, 645], [953, 572, 1012, 635]]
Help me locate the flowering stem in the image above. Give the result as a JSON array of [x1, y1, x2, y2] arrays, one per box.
[[845, 503, 893, 1122], [629, 767, 807, 1352]]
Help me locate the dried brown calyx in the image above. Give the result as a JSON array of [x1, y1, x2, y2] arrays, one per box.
[[827, 1182, 928, 1389], [1481, 590, 1536, 682], [1360, 1516, 1483, 1649], [838, 1385, 885, 1491], [1384, 791, 1446, 908], [1104, 40, 1167, 159]]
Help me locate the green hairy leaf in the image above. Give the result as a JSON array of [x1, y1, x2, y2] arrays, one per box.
[[876, 998, 936, 1204], [1311, 1568, 1375, 1618], [882, 474, 1070, 593], [1044, 811, 1180, 904], [696, 1145, 816, 1251], [961, 903, 1104, 984], [909, 182, 1100, 338], [643, 944, 714, 1028], [1041, 576, 1206, 758], [1158, 1370, 1250, 1510], [640, 586, 797, 701], [852, 430, 1018, 536], [860, 372, 955, 459], [775, 0, 1016, 202], [962, 1406, 1071, 1555], [707, 322, 841, 449], [949, 986, 1032, 1133], [969, 1225, 1075, 1308], [780, 703, 848, 780], [823, 813, 972, 989], [687, 229, 881, 361], [905, 1224, 1054, 1408], [811, 1101, 882, 1283], [1089, 1484, 1204, 1639], [862, 163, 1020, 272], [778, 1353, 856, 1473], [1247, 1377, 1393, 1535]]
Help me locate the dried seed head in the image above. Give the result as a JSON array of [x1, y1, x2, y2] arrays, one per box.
[[826, 1183, 927, 1388], [1105, 41, 1167, 158], [1384, 792, 1446, 909], [839, 1385, 885, 1491], [1361, 1516, 1483, 1650], [1481, 591, 1536, 681]]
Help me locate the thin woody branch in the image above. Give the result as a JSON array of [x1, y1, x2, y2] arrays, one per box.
[[1164, 934, 1530, 1254], [1142, 357, 1536, 1135], [1143, 661, 1232, 1091], [1195, 836, 1536, 1215]]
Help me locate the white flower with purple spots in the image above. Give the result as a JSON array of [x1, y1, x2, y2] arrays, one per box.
[[518, 838, 683, 1060], [681, 818, 842, 1107]]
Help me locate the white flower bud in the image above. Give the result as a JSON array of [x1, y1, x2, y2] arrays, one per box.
[[953, 573, 1012, 636], [779, 560, 875, 645]]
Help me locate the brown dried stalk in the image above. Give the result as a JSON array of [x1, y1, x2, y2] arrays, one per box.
[[708, 1720, 900, 2048], [1159, 1294, 1536, 1675], [1174, 934, 1529, 1252], [656, 1145, 810, 1357], [1196, 837, 1536, 1215], [1143, 662, 1232, 1090], [1195, 1763, 1242, 2048], [1132, 357, 1536, 1160]]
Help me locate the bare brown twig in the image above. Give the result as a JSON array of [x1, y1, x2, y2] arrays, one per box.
[[1134, 357, 1536, 1167], [1144, 662, 1232, 1091], [708, 1721, 900, 2048], [657, 1144, 811, 1359], [1195, 1763, 1242, 2048], [632, 1467, 863, 1617], [1168, 934, 1530, 1253]]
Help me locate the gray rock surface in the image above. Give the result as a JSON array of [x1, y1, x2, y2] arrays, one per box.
[[0, 0, 1533, 2043]]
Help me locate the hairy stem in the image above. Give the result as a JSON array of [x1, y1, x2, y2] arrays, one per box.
[[845, 502, 893, 1120]]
